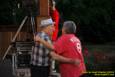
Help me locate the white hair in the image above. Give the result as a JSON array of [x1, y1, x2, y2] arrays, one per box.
[[63, 21, 77, 34]]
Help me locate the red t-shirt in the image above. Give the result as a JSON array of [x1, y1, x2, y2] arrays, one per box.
[[54, 34, 86, 77], [50, 9, 59, 41]]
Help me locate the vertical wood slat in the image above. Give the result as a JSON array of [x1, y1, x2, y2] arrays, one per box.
[[0, 32, 11, 57], [40, 0, 49, 16]]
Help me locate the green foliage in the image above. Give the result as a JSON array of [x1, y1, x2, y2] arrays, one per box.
[[56, 0, 113, 43], [0, 0, 25, 25], [0, 0, 13, 24]]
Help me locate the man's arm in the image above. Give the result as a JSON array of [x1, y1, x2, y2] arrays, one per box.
[[34, 35, 80, 65], [35, 35, 54, 50], [50, 51, 80, 65]]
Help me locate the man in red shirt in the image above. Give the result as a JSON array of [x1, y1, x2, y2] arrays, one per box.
[[49, 0, 60, 73], [35, 21, 86, 77], [49, 0, 59, 41]]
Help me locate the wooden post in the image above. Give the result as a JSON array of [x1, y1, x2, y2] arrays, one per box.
[[40, 0, 49, 16], [36, 0, 50, 31]]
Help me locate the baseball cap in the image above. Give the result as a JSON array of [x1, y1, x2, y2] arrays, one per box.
[[40, 18, 55, 27]]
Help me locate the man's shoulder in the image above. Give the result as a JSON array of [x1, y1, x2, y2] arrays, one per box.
[[36, 32, 48, 37], [61, 34, 75, 39]]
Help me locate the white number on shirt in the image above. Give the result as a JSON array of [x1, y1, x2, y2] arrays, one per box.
[[76, 42, 81, 53]]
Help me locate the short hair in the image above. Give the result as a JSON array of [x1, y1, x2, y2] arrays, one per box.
[[49, 0, 56, 6], [63, 21, 77, 34]]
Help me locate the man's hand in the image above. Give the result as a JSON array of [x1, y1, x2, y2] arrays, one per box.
[[34, 35, 41, 44], [73, 59, 80, 66], [34, 34, 36, 41], [35, 35, 42, 42]]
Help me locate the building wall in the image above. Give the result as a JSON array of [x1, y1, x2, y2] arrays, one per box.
[[0, 32, 32, 58]]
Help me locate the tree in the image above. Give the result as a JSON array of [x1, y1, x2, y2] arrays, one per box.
[[56, 0, 113, 44], [0, 0, 26, 25]]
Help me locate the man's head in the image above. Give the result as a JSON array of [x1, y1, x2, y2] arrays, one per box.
[[62, 21, 76, 34], [49, 0, 56, 11], [40, 18, 55, 35]]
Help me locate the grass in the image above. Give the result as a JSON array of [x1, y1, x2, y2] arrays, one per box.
[[83, 45, 115, 71]]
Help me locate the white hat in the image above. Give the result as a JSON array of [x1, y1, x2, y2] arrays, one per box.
[[40, 18, 55, 27]]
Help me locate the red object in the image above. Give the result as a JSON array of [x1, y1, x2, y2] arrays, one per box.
[[84, 47, 89, 57], [50, 9, 59, 41], [53, 34, 86, 77]]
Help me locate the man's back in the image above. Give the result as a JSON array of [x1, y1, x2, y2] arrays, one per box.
[[54, 34, 86, 77]]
